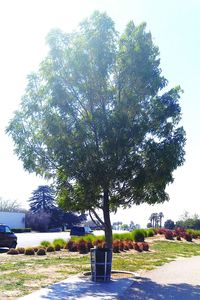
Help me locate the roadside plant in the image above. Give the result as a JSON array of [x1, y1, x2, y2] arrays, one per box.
[[67, 240, 78, 252], [146, 229, 155, 237], [54, 244, 61, 251], [132, 229, 145, 242], [184, 233, 192, 242], [16, 247, 25, 254], [53, 239, 66, 249], [112, 240, 120, 253], [87, 241, 93, 251], [77, 240, 88, 254], [40, 241, 51, 248], [33, 246, 39, 252], [133, 242, 142, 252], [164, 230, 174, 240], [46, 246, 55, 252], [7, 248, 19, 255], [37, 248, 46, 255], [141, 242, 149, 251], [25, 248, 35, 255]]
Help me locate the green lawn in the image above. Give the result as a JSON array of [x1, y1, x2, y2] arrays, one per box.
[[0, 240, 200, 299]]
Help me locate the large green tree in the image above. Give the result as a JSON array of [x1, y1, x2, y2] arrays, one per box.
[[7, 12, 185, 248]]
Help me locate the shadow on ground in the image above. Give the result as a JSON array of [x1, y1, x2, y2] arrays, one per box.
[[120, 276, 200, 300], [21, 277, 133, 300]]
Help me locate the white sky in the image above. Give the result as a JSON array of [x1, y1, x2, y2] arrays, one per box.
[[0, 0, 199, 227]]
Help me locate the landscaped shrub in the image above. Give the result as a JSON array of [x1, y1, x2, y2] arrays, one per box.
[[54, 244, 61, 251], [40, 240, 51, 248], [77, 240, 88, 254], [119, 240, 125, 251], [113, 232, 132, 241], [174, 227, 186, 238], [137, 242, 144, 252], [128, 240, 134, 249], [133, 242, 142, 252], [146, 229, 155, 237], [53, 239, 66, 249], [157, 228, 166, 235], [141, 242, 149, 251], [132, 229, 145, 242], [164, 230, 174, 240], [67, 240, 78, 252], [112, 240, 120, 253], [25, 248, 35, 255], [94, 239, 104, 249], [7, 248, 19, 255], [37, 248, 46, 256], [33, 246, 39, 252], [46, 246, 55, 252], [123, 240, 130, 250], [87, 241, 93, 251], [16, 247, 25, 254], [184, 233, 192, 242]]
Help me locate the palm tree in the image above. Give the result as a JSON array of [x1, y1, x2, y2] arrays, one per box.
[[154, 213, 159, 228], [158, 212, 164, 228]]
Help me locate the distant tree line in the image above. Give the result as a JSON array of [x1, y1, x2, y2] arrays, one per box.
[[164, 212, 200, 230]]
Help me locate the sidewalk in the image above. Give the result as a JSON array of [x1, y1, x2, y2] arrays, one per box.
[[18, 275, 134, 300], [120, 256, 200, 300]]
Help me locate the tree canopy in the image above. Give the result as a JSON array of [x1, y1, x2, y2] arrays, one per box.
[[29, 185, 55, 213], [6, 12, 185, 247]]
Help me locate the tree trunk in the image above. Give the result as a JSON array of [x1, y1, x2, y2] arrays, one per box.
[[103, 189, 112, 249]]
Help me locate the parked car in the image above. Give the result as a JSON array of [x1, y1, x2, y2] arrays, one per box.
[[70, 226, 93, 236], [0, 224, 17, 248]]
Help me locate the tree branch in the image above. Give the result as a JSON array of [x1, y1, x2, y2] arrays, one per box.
[[89, 208, 105, 227]]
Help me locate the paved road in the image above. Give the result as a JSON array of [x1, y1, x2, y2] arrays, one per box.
[[120, 256, 200, 300], [15, 230, 124, 248], [15, 232, 71, 247]]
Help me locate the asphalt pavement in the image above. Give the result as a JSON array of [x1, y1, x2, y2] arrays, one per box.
[[15, 231, 71, 247]]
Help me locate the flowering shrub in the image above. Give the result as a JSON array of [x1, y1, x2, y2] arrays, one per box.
[[174, 227, 186, 238], [67, 240, 78, 252], [87, 241, 93, 251], [184, 233, 192, 242], [164, 230, 174, 240], [77, 240, 88, 254], [112, 240, 120, 253], [142, 242, 149, 251]]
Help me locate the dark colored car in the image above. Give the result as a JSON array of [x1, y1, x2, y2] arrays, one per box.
[[70, 226, 93, 236], [0, 224, 17, 248]]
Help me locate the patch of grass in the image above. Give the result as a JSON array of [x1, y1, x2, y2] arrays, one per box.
[[0, 240, 200, 298], [113, 241, 200, 272]]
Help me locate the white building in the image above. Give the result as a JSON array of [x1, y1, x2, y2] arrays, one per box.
[[0, 212, 25, 228]]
